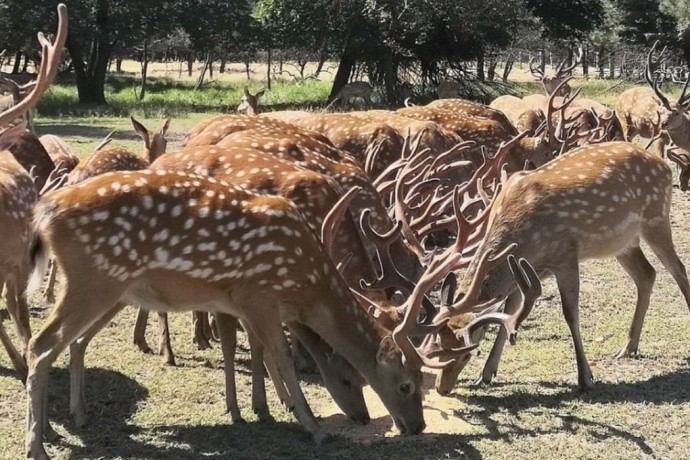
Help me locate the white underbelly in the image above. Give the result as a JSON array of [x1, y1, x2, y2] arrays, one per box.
[[576, 213, 642, 260]]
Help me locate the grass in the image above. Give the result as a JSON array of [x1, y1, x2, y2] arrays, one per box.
[[2, 73, 690, 459]]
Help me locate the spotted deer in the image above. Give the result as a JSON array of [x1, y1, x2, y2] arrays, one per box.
[[275, 112, 405, 178], [490, 95, 546, 134], [38, 135, 80, 175], [236, 86, 266, 116], [0, 75, 36, 131], [150, 145, 379, 423], [430, 141, 690, 394], [529, 48, 583, 96], [0, 3, 66, 383], [426, 98, 516, 134], [25, 167, 429, 459]]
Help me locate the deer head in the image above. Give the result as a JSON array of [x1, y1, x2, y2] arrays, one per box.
[[236, 86, 266, 116], [131, 116, 170, 163], [646, 41, 690, 135], [529, 48, 583, 96]]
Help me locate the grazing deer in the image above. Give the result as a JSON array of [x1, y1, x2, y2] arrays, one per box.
[[327, 81, 374, 108], [529, 48, 583, 96], [25, 168, 428, 459], [431, 141, 690, 394]]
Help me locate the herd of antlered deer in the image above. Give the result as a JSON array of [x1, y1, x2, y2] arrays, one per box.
[[2, 5, 690, 459]]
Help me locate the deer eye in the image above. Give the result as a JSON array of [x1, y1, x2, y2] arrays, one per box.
[[399, 383, 412, 395]]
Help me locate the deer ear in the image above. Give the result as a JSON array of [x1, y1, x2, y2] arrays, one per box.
[[159, 118, 170, 136], [243, 86, 250, 97], [255, 89, 266, 99], [376, 336, 398, 364], [131, 116, 150, 146]]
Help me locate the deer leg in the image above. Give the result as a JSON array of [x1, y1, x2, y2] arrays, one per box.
[[642, 222, 690, 309], [614, 246, 656, 359], [472, 291, 522, 387], [246, 316, 324, 442], [0, 320, 27, 381], [156, 312, 176, 366], [213, 313, 244, 423], [26, 285, 124, 460], [192, 311, 212, 350], [241, 321, 272, 421], [132, 307, 153, 354], [201, 312, 215, 342], [553, 258, 594, 390], [5, 278, 31, 352], [291, 336, 317, 373], [263, 349, 294, 411], [69, 302, 126, 428], [43, 260, 58, 304]]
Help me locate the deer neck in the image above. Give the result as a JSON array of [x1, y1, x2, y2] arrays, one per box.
[[301, 273, 390, 378], [666, 116, 690, 150]]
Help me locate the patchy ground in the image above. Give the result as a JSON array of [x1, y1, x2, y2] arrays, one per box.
[[2, 103, 690, 459]]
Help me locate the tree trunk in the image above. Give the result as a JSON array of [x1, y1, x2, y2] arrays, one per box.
[[477, 50, 485, 81], [245, 60, 250, 80], [597, 50, 605, 79], [487, 58, 497, 81], [21, 53, 29, 73], [582, 44, 589, 78], [67, 35, 111, 105], [329, 44, 356, 101], [539, 49, 546, 74], [313, 51, 326, 78], [138, 40, 149, 101], [502, 59, 513, 81], [608, 52, 614, 79], [266, 48, 272, 90], [681, 26, 690, 70], [187, 55, 194, 77], [116, 57, 123, 72], [12, 51, 21, 74], [195, 51, 211, 90], [382, 50, 396, 105], [220, 58, 226, 74], [209, 57, 214, 79]]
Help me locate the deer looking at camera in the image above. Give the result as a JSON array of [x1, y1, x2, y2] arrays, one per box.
[[529, 48, 583, 96], [428, 140, 690, 394]]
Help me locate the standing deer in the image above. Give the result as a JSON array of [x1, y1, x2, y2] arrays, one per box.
[[431, 141, 690, 394], [25, 169, 428, 459], [529, 48, 583, 96]]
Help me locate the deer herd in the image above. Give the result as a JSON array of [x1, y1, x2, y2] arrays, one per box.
[[2, 5, 690, 459]]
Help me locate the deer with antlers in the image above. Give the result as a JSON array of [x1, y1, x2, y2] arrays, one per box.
[[0, 4, 66, 384], [25, 165, 431, 458], [529, 48, 583, 96], [427, 140, 690, 394]]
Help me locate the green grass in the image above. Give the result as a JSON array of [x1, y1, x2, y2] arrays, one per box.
[[3, 76, 690, 459]]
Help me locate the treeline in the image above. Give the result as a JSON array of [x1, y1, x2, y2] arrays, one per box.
[[0, 0, 688, 105]]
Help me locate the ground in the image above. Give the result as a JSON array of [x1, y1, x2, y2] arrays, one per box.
[[1, 69, 690, 459]]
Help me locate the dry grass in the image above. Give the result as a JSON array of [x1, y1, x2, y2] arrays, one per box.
[[1, 78, 690, 459]]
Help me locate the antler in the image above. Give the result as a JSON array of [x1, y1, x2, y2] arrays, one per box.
[[0, 4, 67, 127], [646, 41, 676, 111], [94, 130, 116, 151], [320, 186, 361, 259], [529, 56, 545, 79], [555, 47, 584, 79]]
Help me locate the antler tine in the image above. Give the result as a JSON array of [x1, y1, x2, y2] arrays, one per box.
[[364, 138, 385, 177], [428, 140, 475, 174], [321, 186, 361, 257], [40, 167, 69, 195], [556, 47, 584, 78], [437, 243, 517, 320], [94, 129, 116, 151], [646, 41, 674, 111], [529, 56, 545, 79], [678, 71, 690, 107], [0, 4, 67, 127], [433, 256, 542, 362]]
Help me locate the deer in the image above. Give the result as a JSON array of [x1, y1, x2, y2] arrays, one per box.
[[327, 81, 374, 108], [0, 3, 67, 383], [0, 75, 36, 131], [490, 95, 546, 134], [38, 135, 80, 175], [427, 140, 690, 394], [24, 167, 431, 459], [236, 86, 266, 116], [529, 47, 583, 96], [426, 97, 516, 134], [272, 112, 406, 178]]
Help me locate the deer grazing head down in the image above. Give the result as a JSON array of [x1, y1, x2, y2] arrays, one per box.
[[529, 48, 583, 96], [429, 140, 690, 394]]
